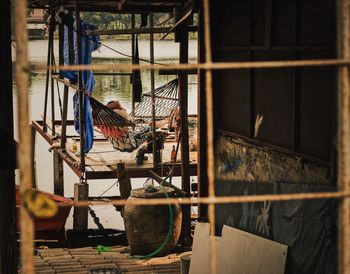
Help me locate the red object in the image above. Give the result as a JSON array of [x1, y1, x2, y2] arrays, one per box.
[[15, 186, 72, 232]]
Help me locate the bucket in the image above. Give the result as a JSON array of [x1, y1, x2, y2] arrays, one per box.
[[124, 187, 182, 256], [180, 254, 191, 274]]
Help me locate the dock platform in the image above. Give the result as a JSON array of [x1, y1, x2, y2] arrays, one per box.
[[32, 120, 198, 180]]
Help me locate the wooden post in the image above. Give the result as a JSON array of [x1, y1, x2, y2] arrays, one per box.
[[117, 162, 132, 199], [30, 125, 37, 188], [150, 13, 158, 166], [73, 183, 89, 230], [53, 152, 64, 196], [0, 0, 18, 272], [15, 0, 34, 271], [178, 19, 192, 249], [131, 14, 136, 116], [50, 13, 56, 136], [61, 19, 73, 150], [197, 10, 208, 219], [338, 0, 350, 273], [43, 15, 53, 133]]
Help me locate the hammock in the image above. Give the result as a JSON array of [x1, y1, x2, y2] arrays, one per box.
[[90, 79, 179, 153], [133, 78, 179, 122], [90, 97, 150, 152]]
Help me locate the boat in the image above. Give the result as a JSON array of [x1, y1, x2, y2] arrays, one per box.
[[15, 185, 72, 233]]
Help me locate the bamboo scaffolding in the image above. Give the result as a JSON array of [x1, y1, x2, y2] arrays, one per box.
[[30, 58, 350, 72], [53, 190, 349, 208], [202, 0, 216, 273], [16, 1, 350, 273], [15, 0, 34, 273]]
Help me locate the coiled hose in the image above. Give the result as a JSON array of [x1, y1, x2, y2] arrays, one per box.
[[135, 183, 174, 259]]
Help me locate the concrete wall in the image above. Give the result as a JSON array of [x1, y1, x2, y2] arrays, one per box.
[[216, 135, 330, 184]]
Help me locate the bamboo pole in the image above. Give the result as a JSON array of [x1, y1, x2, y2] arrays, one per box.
[[338, 0, 350, 273], [30, 58, 350, 73], [61, 190, 350, 208], [202, 0, 216, 272], [50, 13, 56, 137], [15, 0, 34, 273]]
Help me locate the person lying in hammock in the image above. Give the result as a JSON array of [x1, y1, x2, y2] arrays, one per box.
[[96, 100, 150, 153]]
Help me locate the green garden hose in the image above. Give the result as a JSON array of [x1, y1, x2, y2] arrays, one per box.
[[135, 183, 174, 259]]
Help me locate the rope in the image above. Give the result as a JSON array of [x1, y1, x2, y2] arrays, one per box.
[[88, 206, 105, 230], [97, 179, 119, 198]]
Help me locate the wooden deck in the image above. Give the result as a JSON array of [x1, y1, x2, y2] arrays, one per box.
[[19, 246, 183, 274], [32, 120, 198, 179]]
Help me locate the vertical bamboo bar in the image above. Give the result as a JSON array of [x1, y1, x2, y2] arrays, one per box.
[[202, 0, 216, 273], [150, 13, 157, 167], [50, 13, 56, 136], [15, 0, 34, 272], [131, 14, 136, 116], [338, 0, 350, 273], [43, 15, 53, 133]]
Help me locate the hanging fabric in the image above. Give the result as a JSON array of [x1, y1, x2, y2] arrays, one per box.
[[132, 34, 142, 102], [61, 17, 100, 153]]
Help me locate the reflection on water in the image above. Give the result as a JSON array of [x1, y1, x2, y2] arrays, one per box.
[[13, 40, 198, 230]]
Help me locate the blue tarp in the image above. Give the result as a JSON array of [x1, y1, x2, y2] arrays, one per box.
[[61, 19, 100, 153]]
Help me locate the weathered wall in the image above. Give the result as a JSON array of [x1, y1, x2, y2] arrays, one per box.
[[216, 135, 330, 184]]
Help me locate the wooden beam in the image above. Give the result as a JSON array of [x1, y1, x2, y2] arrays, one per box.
[[85, 25, 198, 35], [178, 19, 192, 249], [159, 69, 198, 75], [53, 151, 64, 196], [0, 0, 18, 271], [30, 125, 37, 188], [148, 170, 186, 197], [42, 20, 53, 133]]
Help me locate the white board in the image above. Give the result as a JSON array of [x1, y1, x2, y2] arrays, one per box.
[[189, 223, 287, 274]]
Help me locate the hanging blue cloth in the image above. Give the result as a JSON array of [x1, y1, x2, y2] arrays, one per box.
[[61, 18, 100, 153]]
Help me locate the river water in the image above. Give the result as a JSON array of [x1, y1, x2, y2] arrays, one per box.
[[12, 39, 198, 230]]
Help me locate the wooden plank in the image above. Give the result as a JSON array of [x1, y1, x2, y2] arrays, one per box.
[[189, 223, 287, 274], [216, 226, 287, 274], [53, 151, 64, 196]]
